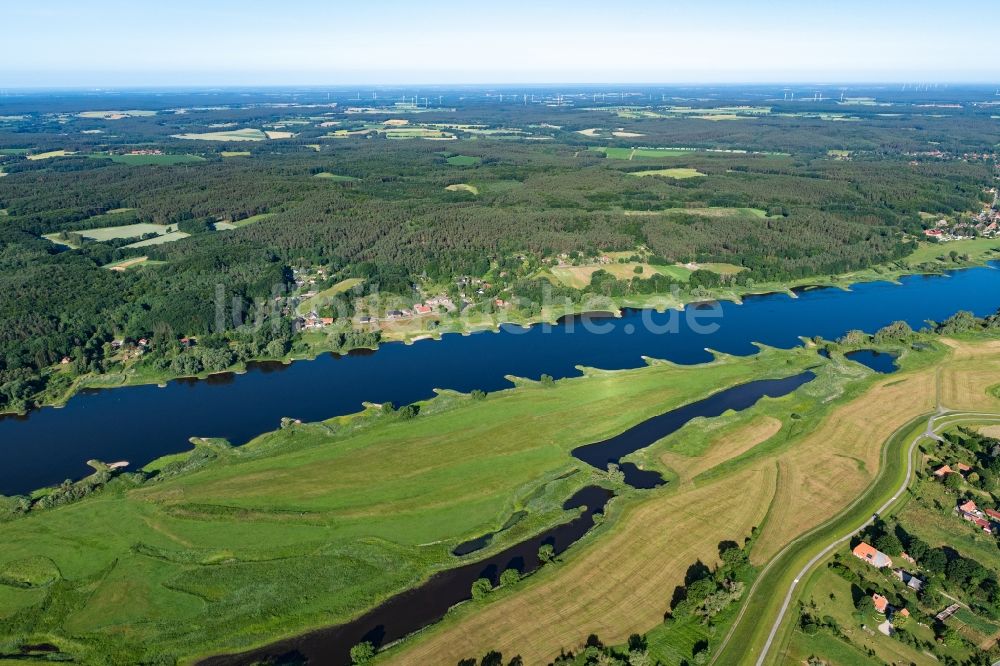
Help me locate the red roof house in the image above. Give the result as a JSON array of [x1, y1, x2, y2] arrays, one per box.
[[853, 542, 893, 568], [873, 593, 889, 614], [985, 509, 1000, 521], [959, 500, 979, 514], [933, 464, 953, 477]]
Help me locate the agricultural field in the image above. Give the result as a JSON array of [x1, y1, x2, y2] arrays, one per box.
[[100, 153, 205, 166], [297, 278, 365, 313], [172, 128, 268, 141], [230, 213, 275, 227], [629, 167, 706, 179], [124, 230, 190, 248], [26, 149, 73, 160], [43, 223, 174, 245], [445, 154, 482, 166], [549, 262, 692, 288], [445, 183, 479, 195], [390, 337, 1000, 666], [313, 172, 359, 181], [77, 110, 156, 119], [103, 256, 151, 271]]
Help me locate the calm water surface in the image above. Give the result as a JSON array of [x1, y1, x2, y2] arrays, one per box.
[[2, 264, 999, 495]]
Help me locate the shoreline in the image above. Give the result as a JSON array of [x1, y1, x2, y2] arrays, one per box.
[[3, 254, 997, 419]]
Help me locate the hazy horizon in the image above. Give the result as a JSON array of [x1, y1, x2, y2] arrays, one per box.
[[3, 0, 998, 88]]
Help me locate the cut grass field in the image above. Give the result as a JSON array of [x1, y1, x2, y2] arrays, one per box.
[[314, 172, 360, 182], [296, 278, 365, 314], [220, 151, 251, 157], [0, 347, 819, 664], [44, 223, 174, 245], [26, 150, 73, 160], [445, 154, 482, 166], [629, 167, 706, 179], [593, 146, 690, 160], [124, 231, 190, 248], [104, 257, 150, 271], [101, 153, 205, 166], [624, 207, 770, 219], [549, 262, 692, 288], [230, 213, 275, 228], [445, 183, 479, 195], [388, 341, 984, 665], [172, 128, 267, 142]]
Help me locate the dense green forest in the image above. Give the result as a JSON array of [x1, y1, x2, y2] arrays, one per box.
[[1, 87, 997, 412]]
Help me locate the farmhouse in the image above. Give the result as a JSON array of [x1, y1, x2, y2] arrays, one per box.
[[986, 508, 1000, 521], [852, 542, 893, 568], [933, 464, 953, 477], [872, 593, 889, 614], [924, 229, 943, 238], [414, 304, 433, 315]]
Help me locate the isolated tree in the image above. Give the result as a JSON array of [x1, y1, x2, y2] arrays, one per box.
[[538, 543, 555, 563], [499, 568, 521, 587], [349, 641, 375, 664], [471, 577, 493, 600]]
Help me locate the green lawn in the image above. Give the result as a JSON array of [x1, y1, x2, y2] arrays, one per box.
[[0, 347, 816, 664], [446, 154, 482, 166]]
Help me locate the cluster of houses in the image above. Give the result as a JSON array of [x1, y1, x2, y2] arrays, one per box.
[[127, 149, 163, 156], [955, 498, 1000, 534], [300, 312, 334, 331], [109, 337, 149, 361], [383, 295, 457, 321], [851, 542, 919, 634], [922, 218, 999, 242], [922, 191, 1000, 242]]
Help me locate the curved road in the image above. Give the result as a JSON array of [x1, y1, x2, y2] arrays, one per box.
[[750, 408, 1000, 666]]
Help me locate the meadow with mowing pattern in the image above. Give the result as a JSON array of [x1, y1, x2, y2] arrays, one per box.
[[0, 346, 821, 664]]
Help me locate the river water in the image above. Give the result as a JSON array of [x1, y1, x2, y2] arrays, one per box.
[[2, 264, 999, 495]]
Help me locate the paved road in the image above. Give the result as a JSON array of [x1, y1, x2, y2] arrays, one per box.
[[751, 411, 937, 666], [751, 409, 1000, 666]]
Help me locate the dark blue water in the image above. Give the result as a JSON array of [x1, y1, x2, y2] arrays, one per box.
[[572, 371, 816, 487], [2, 264, 999, 496], [845, 349, 899, 373]]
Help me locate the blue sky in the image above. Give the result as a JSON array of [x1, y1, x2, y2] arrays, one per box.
[[2, 0, 996, 86]]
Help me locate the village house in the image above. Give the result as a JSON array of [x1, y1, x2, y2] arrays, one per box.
[[894, 569, 925, 592], [933, 464, 953, 477], [957, 499, 994, 533], [852, 542, 893, 568], [414, 304, 433, 315], [60, 356, 71, 365], [872, 593, 890, 614]]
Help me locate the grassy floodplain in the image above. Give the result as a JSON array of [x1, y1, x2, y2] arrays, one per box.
[[385, 337, 1000, 665], [0, 345, 823, 663]]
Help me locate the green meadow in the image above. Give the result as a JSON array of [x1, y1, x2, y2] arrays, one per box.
[[629, 167, 706, 179], [0, 347, 815, 664], [445, 154, 482, 166]]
